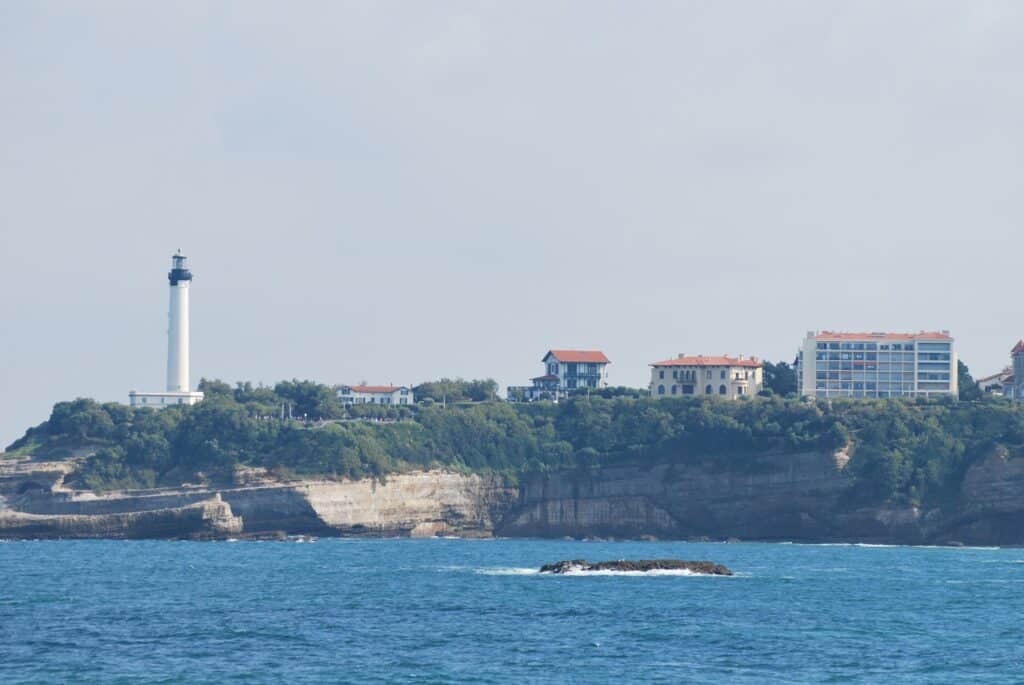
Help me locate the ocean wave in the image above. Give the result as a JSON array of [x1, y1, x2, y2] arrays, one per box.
[[474, 567, 539, 576], [473, 565, 740, 577], [555, 569, 703, 576]]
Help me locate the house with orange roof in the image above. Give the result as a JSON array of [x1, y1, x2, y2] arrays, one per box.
[[507, 349, 611, 401], [796, 330, 957, 399], [649, 354, 763, 399], [338, 384, 414, 406]]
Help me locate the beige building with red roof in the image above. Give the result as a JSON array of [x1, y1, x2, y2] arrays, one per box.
[[649, 354, 763, 399], [796, 331, 957, 399]]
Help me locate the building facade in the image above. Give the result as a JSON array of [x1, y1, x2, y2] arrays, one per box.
[[338, 385, 414, 406], [977, 367, 1015, 397], [1008, 340, 1024, 400], [796, 331, 957, 399], [507, 349, 610, 401], [649, 354, 762, 399]]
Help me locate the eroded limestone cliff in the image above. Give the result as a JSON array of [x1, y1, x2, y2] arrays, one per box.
[[2, 448, 1024, 544]]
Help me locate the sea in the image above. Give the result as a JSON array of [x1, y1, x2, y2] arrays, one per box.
[[2, 538, 1023, 684]]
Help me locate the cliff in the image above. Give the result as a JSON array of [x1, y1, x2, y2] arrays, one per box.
[[3, 448, 1024, 544], [0, 458, 515, 540]]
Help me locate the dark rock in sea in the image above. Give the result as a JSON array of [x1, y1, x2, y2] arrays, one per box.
[[539, 559, 733, 576]]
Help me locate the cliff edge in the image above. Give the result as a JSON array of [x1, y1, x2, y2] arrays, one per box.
[[3, 448, 1024, 544]]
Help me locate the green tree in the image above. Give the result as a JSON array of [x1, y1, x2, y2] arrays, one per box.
[[762, 361, 798, 397], [414, 378, 497, 403], [958, 360, 982, 401]]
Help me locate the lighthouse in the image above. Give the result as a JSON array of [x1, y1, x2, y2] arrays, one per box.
[[166, 251, 192, 392], [128, 252, 205, 408]]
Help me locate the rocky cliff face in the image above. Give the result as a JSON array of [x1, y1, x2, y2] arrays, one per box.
[[501, 451, 853, 541], [3, 448, 1024, 544], [0, 458, 515, 540]]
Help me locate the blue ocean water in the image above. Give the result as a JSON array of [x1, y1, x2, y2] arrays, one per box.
[[2, 539, 1023, 684]]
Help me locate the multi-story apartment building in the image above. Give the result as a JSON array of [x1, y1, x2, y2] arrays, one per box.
[[507, 349, 610, 401], [337, 385, 414, 406], [649, 354, 762, 399], [796, 331, 957, 399]]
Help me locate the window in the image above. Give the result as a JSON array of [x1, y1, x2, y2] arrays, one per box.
[[720, 370, 726, 379], [671, 385, 678, 395], [658, 384, 665, 395], [706, 369, 712, 379], [737, 387, 744, 396], [682, 384, 695, 395], [719, 385, 727, 395], [659, 370, 664, 379], [705, 384, 713, 395]]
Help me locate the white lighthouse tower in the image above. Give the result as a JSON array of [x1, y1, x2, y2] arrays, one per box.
[[128, 252, 205, 408], [166, 251, 192, 392]]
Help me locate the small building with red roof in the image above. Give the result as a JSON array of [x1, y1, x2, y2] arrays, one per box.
[[338, 384, 414, 406], [649, 354, 763, 399]]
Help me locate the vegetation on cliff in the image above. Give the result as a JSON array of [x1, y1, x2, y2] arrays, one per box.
[[7, 378, 1024, 509]]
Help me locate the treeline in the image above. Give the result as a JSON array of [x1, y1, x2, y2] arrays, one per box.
[[8, 381, 1024, 509]]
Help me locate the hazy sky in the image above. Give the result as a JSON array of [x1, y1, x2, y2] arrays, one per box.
[[2, 1, 1023, 446]]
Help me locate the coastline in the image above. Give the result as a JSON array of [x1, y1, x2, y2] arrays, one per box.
[[4, 448, 1024, 545]]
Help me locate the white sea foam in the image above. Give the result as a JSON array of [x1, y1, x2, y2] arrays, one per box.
[[475, 567, 539, 576], [551, 568, 704, 577], [475, 566, 725, 577]]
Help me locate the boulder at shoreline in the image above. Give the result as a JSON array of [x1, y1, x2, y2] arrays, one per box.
[[539, 559, 733, 575]]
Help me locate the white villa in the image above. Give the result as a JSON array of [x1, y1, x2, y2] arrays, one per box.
[[649, 354, 763, 399], [337, 385, 414, 406]]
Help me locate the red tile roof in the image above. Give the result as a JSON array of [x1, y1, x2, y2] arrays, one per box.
[[812, 331, 952, 341], [1012, 340, 1024, 356], [545, 350, 610, 364], [651, 355, 762, 368], [344, 385, 406, 394]]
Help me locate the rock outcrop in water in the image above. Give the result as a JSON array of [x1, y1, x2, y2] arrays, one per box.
[[5, 446, 1024, 544], [540, 559, 733, 575]]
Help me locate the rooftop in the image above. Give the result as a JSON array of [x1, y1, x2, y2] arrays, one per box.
[[1012, 340, 1024, 355], [651, 354, 762, 368], [810, 331, 952, 341], [545, 350, 611, 364], [341, 385, 407, 394]]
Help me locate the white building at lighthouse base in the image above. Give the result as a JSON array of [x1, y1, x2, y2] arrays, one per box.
[[129, 390, 204, 408]]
